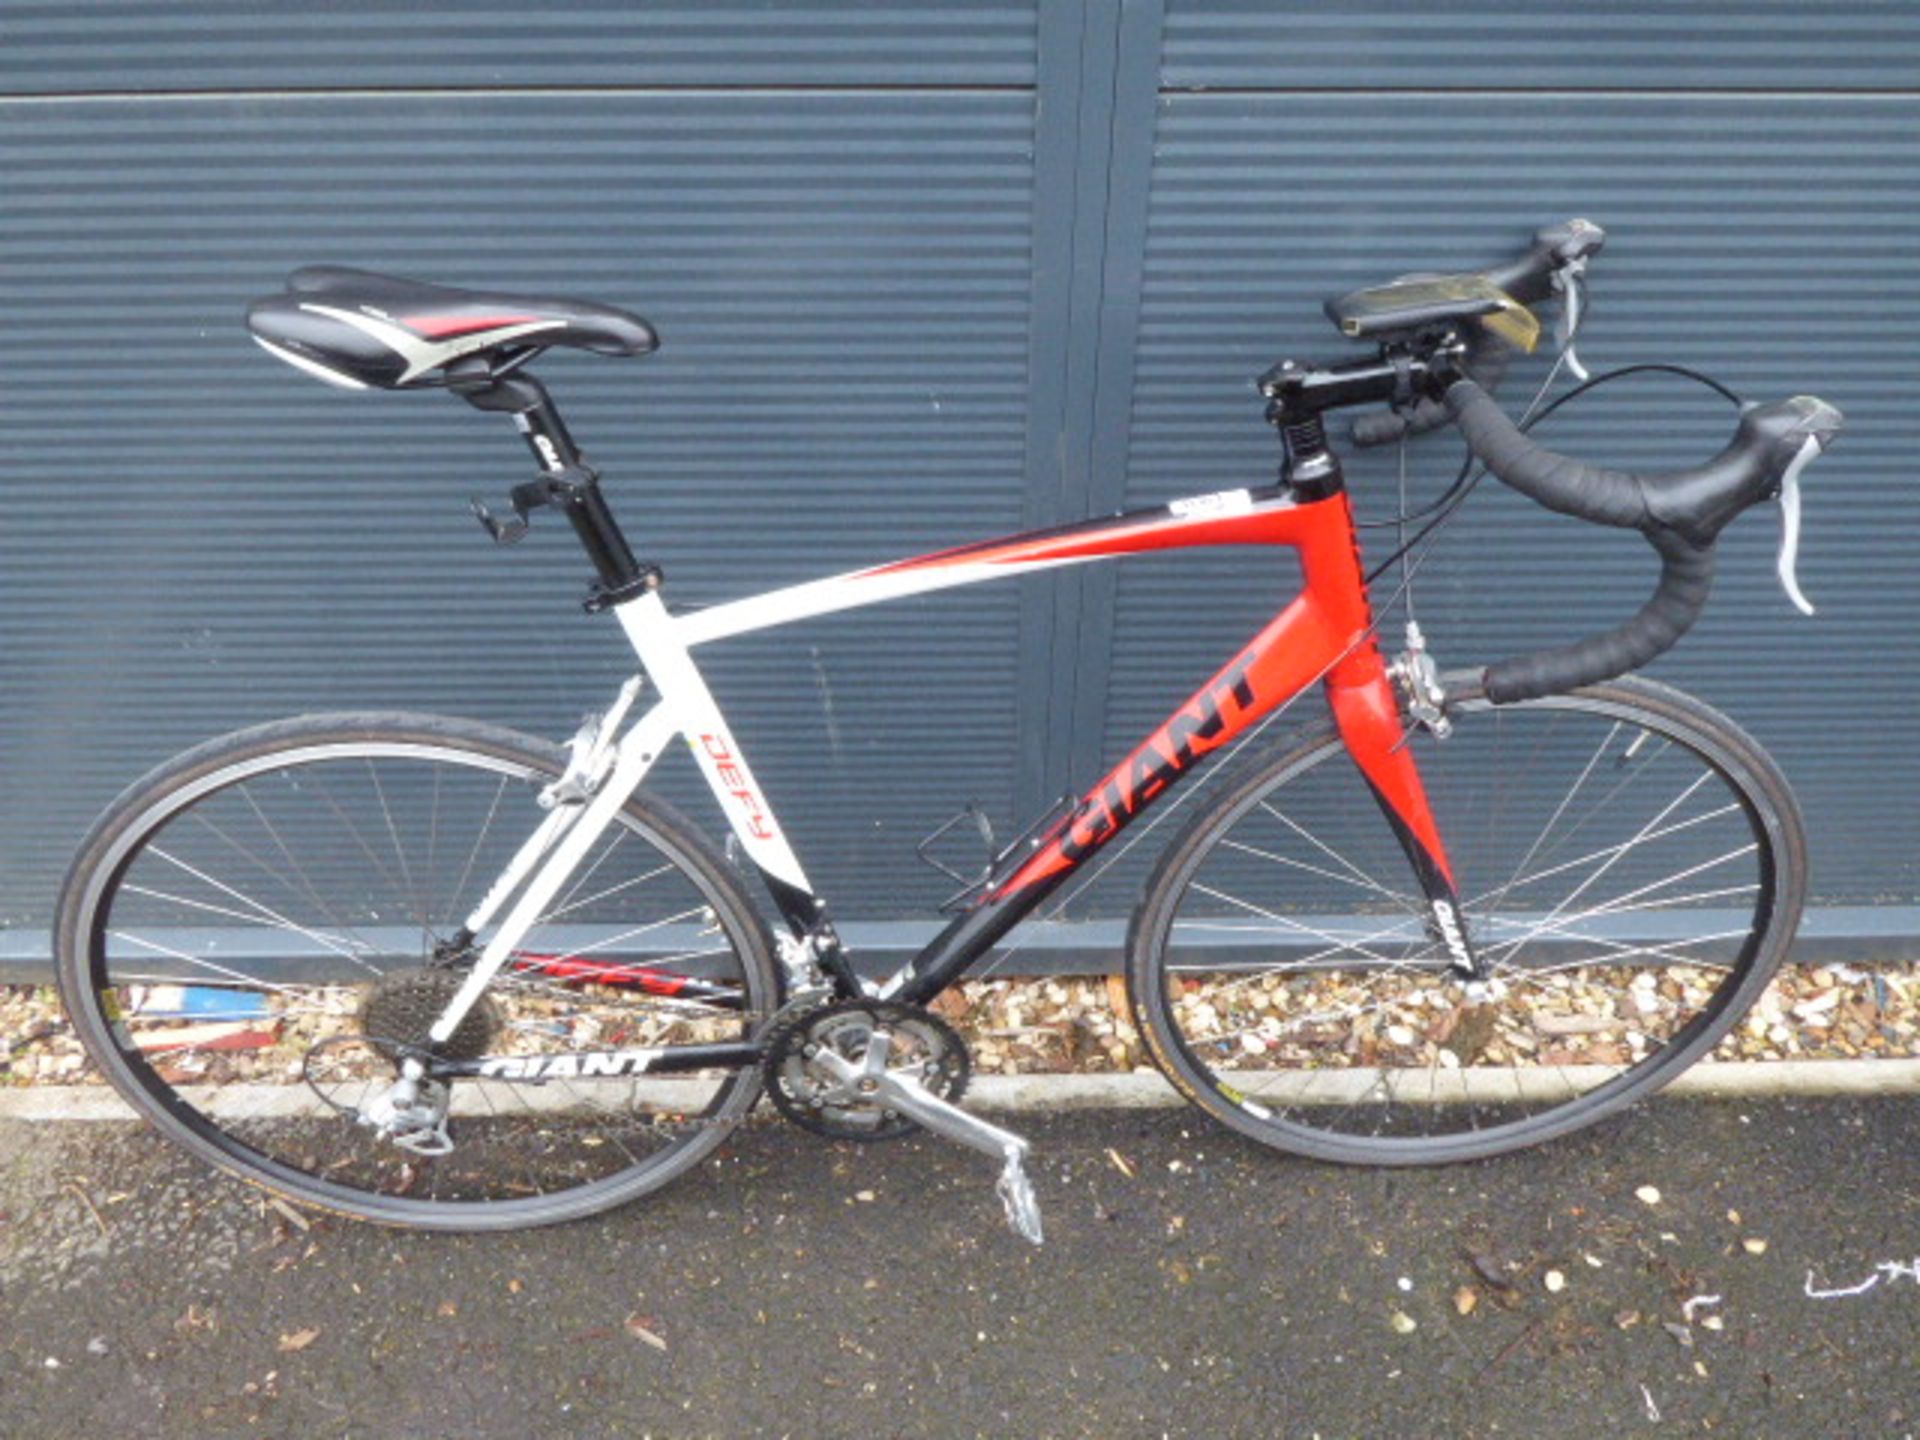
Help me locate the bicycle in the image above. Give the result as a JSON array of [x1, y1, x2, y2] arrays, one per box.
[[54, 220, 1843, 1241]]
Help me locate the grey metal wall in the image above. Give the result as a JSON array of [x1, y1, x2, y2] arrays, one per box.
[[0, 3, 1054, 937], [2, 2, 1915, 955], [1094, 1, 1920, 929]]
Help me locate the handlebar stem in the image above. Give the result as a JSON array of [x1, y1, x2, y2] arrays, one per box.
[[1260, 339, 1465, 497], [1260, 339, 1464, 423]]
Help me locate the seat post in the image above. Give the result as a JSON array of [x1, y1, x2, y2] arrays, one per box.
[[451, 367, 652, 607]]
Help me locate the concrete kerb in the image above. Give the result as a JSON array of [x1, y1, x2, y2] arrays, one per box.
[[3, 1057, 1918, 1123]]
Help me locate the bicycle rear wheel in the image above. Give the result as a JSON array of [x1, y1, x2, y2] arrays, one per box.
[[56, 712, 777, 1230], [1126, 675, 1805, 1164]]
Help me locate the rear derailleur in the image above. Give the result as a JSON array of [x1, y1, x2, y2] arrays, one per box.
[[302, 967, 501, 1157]]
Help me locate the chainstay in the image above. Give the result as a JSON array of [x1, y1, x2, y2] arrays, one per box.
[[435, 985, 803, 1139]]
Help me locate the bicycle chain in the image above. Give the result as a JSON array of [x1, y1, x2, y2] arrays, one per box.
[[533, 990, 806, 1141], [341, 964, 798, 1141]]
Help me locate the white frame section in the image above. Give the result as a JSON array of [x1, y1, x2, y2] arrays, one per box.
[[421, 554, 1093, 1043], [674, 550, 1095, 648]]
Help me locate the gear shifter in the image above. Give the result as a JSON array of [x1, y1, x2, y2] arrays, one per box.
[[1775, 433, 1822, 616]]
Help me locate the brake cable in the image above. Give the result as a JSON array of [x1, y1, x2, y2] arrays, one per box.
[[1363, 313, 1744, 586]]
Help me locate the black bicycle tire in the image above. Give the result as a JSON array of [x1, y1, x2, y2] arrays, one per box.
[[1124, 674, 1807, 1165], [54, 710, 778, 1231]]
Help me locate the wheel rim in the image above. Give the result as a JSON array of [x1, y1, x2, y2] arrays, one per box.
[[1141, 692, 1783, 1158], [73, 732, 770, 1217]]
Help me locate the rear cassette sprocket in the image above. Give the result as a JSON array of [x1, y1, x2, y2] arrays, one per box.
[[357, 967, 501, 1060]]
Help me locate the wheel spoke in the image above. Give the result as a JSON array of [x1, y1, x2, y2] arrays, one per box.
[[229, 787, 387, 965], [364, 758, 426, 950], [444, 774, 512, 931], [536, 861, 674, 925], [1496, 773, 1719, 973], [1251, 803, 1423, 914], [1139, 691, 1791, 1159], [1464, 802, 1742, 908], [67, 726, 770, 1223], [142, 849, 388, 976]]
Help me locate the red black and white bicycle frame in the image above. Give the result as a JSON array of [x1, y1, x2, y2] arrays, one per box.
[[423, 480, 1469, 1060]]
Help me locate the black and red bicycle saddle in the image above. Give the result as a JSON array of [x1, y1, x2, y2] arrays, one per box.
[[246, 267, 658, 390]]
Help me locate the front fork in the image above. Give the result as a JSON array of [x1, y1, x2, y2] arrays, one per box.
[[1324, 640, 1488, 983]]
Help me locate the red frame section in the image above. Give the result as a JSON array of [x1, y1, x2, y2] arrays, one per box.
[[978, 489, 1456, 900]]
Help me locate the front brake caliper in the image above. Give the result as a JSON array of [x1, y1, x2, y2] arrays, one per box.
[[1388, 620, 1451, 739]]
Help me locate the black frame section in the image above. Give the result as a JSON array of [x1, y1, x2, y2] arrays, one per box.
[[426, 1039, 764, 1081], [1353, 773, 1485, 980]]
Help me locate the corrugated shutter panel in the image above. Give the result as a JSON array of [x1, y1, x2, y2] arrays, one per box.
[[1160, 0, 1920, 91], [0, 4, 1038, 91], [1100, 14, 1920, 911], [0, 18, 1042, 930]]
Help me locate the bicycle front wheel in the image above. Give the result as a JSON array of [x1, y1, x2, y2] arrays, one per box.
[[1126, 675, 1806, 1164], [56, 712, 777, 1230]]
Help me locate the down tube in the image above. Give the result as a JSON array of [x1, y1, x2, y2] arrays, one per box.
[[881, 587, 1357, 1004]]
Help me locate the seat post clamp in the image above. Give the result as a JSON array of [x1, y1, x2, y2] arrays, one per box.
[[583, 566, 662, 613]]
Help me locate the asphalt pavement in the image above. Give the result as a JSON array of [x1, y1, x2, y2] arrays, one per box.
[[4, 1093, 1919, 1438]]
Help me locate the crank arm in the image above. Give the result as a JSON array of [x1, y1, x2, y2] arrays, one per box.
[[874, 1070, 1044, 1245]]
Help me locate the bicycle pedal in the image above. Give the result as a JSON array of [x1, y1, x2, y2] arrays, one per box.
[[996, 1148, 1045, 1246]]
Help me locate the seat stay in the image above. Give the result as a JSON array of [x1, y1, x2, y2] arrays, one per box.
[[424, 697, 680, 1047]]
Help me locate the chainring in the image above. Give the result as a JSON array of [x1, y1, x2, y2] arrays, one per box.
[[357, 967, 501, 1061], [762, 999, 970, 1141]]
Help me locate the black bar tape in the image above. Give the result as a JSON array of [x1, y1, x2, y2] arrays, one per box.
[[1484, 528, 1714, 703], [1443, 377, 1719, 701], [1444, 378, 1649, 530]]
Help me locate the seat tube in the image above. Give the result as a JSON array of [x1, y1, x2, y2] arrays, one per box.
[[612, 590, 825, 925]]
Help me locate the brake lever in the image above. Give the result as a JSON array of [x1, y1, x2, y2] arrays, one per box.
[[1775, 434, 1821, 616], [1551, 261, 1590, 382]]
